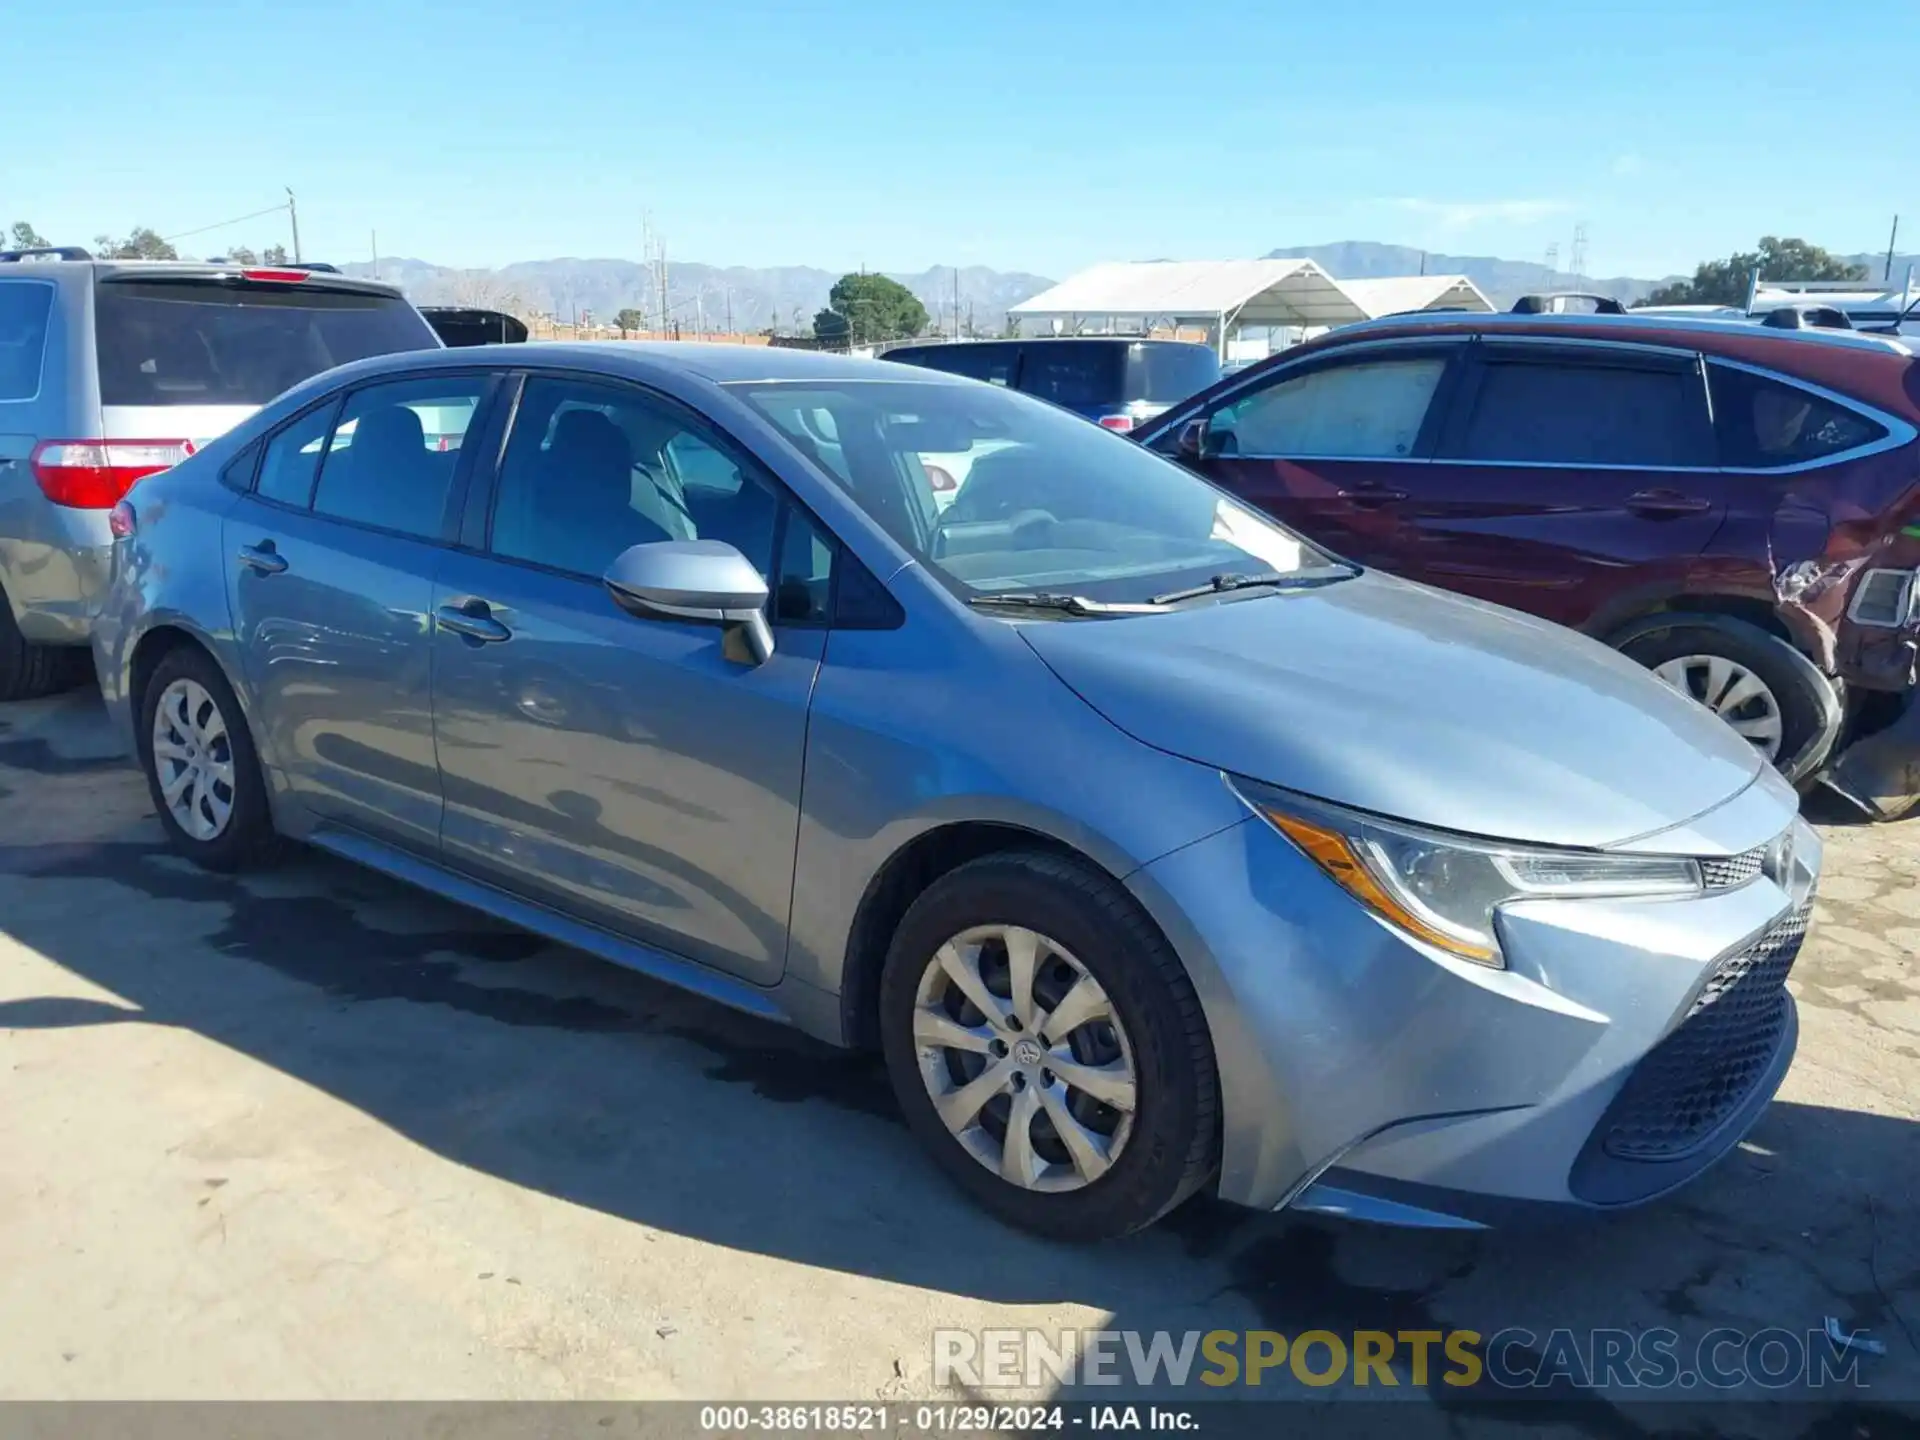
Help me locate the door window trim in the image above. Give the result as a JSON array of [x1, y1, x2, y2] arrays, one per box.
[[1706, 356, 1916, 476], [1432, 341, 1717, 472], [243, 366, 503, 545], [460, 365, 851, 629]]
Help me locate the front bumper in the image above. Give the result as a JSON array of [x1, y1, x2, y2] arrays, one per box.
[[1128, 789, 1818, 1225]]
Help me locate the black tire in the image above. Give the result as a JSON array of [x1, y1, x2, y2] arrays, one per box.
[[0, 590, 81, 702], [136, 645, 283, 872], [1617, 619, 1835, 777], [878, 850, 1219, 1240]]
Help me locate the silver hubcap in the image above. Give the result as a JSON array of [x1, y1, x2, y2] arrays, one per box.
[[1650, 655, 1785, 761], [912, 924, 1137, 1193], [151, 678, 237, 842]]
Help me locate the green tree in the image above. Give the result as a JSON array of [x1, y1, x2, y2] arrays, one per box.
[[9, 221, 50, 250], [812, 307, 851, 347], [614, 307, 646, 337], [1645, 236, 1868, 307], [815, 271, 928, 345], [91, 227, 179, 260], [225, 245, 259, 265]]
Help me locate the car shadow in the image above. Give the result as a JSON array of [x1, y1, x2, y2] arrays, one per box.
[[1, 693, 1916, 1419]]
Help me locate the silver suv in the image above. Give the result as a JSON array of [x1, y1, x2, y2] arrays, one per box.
[[0, 246, 440, 698]]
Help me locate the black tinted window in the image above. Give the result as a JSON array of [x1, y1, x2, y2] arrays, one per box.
[[1708, 364, 1888, 468], [0, 281, 54, 402], [309, 377, 483, 538], [1129, 343, 1221, 404], [891, 344, 1017, 386], [94, 280, 436, 407], [491, 376, 779, 581], [1453, 359, 1709, 466], [256, 401, 338, 508], [1019, 343, 1124, 409]]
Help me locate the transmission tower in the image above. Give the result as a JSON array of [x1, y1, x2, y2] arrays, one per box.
[[1569, 224, 1589, 286], [1544, 242, 1560, 279]]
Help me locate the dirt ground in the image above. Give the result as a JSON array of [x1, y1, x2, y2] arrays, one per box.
[[0, 686, 1915, 1436]]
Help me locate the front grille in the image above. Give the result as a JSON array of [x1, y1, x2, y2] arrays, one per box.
[[1700, 846, 1765, 891], [1598, 902, 1808, 1162]]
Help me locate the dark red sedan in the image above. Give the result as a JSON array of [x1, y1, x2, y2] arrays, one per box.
[[1136, 308, 1920, 812]]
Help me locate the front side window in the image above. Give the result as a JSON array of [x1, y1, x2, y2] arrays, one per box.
[[309, 375, 485, 538], [733, 378, 1332, 605], [1708, 363, 1888, 468], [0, 281, 54, 402], [1451, 357, 1709, 467], [489, 376, 788, 588], [1208, 356, 1446, 459]]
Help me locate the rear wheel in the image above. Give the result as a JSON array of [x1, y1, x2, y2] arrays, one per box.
[[137, 646, 282, 871], [879, 851, 1218, 1240], [1619, 620, 1832, 774], [0, 590, 80, 702]]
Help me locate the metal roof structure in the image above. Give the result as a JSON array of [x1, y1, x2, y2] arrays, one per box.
[[1009, 259, 1369, 330], [1336, 274, 1494, 318]]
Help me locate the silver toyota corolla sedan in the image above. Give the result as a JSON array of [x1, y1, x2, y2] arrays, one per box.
[[91, 343, 1821, 1239]]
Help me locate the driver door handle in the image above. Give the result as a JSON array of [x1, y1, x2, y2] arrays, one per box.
[[236, 541, 288, 575], [436, 600, 512, 644], [1625, 489, 1712, 518], [1337, 486, 1409, 507]]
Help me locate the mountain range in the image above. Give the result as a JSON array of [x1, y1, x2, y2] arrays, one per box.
[[339, 243, 1920, 330]]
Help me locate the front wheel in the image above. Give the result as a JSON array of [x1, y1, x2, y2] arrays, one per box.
[[879, 851, 1218, 1240], [1618, 620, 1836, 778]]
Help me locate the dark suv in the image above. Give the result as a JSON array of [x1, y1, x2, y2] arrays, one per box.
[[1140, 309, 1920, 813], [883, 337, 1219, 432]]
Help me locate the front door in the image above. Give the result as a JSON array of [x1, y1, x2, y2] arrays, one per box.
[[430, 373, 832, 985], [1402, 342, 1729, 628], [1174, 344, 1463, 574], [225, 371, 492, 853]]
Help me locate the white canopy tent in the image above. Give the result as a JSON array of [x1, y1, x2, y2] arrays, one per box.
[[1337, 274, 1494, 318], [1009, 259, 1370, 357]]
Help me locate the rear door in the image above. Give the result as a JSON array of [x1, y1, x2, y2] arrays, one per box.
[[92, 272, 440, 451], [1408, 341, 1726, 627], [225, 369, 497, 854], [1172, 343, 1463, 570]]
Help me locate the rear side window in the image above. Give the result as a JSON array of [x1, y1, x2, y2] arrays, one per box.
[[1019, 343, 1124, 409], [1451, 358, 1710, 467], [1207, 356, 1447, 458], [310, 376, 485, 538], [93, 280, 437, 407], [1129, 343, 1221, 404], [1708, 364, 1888, 468], [256, 400, 339, 508], [0, 281, 54, 402]]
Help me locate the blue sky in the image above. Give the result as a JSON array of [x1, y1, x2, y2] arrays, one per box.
[[4, 0, 1910, 280]]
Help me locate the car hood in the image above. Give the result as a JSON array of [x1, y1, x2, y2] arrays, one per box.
[[1019, 574, 1765, 850]]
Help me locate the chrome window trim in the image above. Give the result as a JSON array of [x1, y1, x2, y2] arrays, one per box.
[[1705, 355, 1917, 476], [1331, 308, 1915, 358]]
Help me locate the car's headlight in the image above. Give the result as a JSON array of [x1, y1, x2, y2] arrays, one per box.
[[1233, 779, 1704, 967]]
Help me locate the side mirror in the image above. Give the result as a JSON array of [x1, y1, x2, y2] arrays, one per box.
[[1176, 418, 1211, 461], [603, 540, 775, 664]]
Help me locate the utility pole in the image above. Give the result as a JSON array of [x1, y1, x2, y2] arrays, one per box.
[[953, 265, 960, 341], [1888, 216, 1901, 282], [285, 188, 302, 263], [724, 286, 733, 335], [658, 242, 670, 341], [370, 229, 378, 280]]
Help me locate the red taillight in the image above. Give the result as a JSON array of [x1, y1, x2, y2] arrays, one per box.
[[30, 439, 194, 509], [239, 268, 308, 283], [1098, 414, 1136, 432], [925, 464, 957, 493], [108, 501, 138, 539]]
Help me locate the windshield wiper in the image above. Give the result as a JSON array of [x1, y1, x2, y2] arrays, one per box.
[[1149, 566, 1357, 606], [967, 592, 1170, 617]]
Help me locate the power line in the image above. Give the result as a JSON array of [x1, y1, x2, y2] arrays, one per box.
[[162, 201, 290, 245]]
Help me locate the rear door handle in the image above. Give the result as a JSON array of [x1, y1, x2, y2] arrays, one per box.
[[1625, 489, 1712, 518], [436, 601, 512, 644], [1337, 487, 1409, 507], [237, 541, 288, 575]]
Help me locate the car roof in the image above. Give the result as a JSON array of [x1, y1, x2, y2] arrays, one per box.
[[0, 255, 407, 300], [332, 340, 983, 386]]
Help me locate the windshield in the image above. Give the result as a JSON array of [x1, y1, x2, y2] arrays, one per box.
[[731, 378, 1337, 604]]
